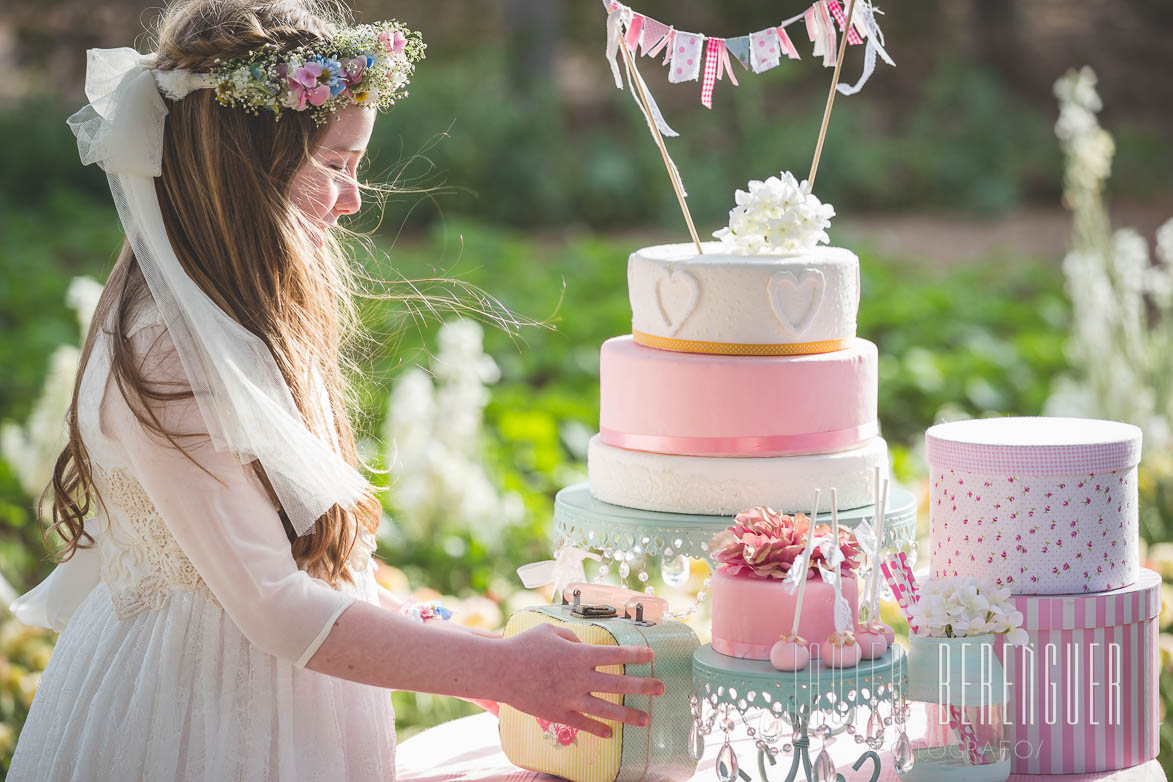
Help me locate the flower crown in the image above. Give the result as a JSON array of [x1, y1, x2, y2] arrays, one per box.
[[205, 20, 425, 124]]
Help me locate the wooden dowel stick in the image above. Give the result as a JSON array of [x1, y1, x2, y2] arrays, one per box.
[[618, 39, 704, 254], [807, 0, 859, 189]]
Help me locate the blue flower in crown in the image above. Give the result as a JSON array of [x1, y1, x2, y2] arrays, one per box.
[[309, 56, 347, 97]]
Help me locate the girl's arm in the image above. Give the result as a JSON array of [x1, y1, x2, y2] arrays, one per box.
[[306, 600, 661, 737]]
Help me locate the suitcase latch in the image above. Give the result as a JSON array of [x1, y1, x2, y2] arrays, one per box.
[[626, 602, 655, 627], [568, 589, 618, 618]]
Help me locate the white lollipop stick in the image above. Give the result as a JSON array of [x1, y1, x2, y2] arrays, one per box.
[[869, 476, 889, 620], [831, 486, 839, 544], [790, 488, 822, 638]]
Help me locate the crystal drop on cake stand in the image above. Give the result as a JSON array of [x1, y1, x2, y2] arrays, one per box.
[[812, 746, 835, 782], [688, 720, 704, 761], [716, 739, 739, 782], [893, 731, 913, 774], [661, 553, 690, 587]]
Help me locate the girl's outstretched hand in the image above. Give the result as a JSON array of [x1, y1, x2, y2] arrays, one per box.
[[498, 623, 665, 738]]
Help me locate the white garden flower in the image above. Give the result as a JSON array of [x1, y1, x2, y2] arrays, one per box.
[[382, 318, 521, 547], [713, 171, 835, 254], [1046, 67, 1173, 453], [1156, 218, 1173, 265]]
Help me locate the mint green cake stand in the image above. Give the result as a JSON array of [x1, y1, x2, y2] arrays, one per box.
[[551, 483, 918, 610], [690, 644, 909, 782], [553, 482, 917, 565]]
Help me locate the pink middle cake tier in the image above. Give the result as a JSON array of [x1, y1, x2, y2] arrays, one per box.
[[710, 566, 860, 660], [599, 335, 878, 457]]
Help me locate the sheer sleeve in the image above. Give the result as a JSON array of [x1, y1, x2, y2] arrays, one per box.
[[105, 321, 357, 668]]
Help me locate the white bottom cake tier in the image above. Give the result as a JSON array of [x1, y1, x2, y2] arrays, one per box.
[[587, 434, 889, 515]]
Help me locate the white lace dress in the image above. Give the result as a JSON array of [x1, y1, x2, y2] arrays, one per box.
[[7, 303, 399, 780]]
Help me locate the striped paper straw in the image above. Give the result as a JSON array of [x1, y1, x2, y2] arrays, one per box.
[[879, 559, 916, 632]]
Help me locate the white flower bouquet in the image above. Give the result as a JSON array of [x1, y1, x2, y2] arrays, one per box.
[[907, 575, 1029, 646], [712, 170, 835, 254]]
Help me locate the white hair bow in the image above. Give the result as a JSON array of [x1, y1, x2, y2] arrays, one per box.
[[68, 47, 370, 537]]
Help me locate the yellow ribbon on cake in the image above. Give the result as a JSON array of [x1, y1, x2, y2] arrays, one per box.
[[632, 330, 850, 356]]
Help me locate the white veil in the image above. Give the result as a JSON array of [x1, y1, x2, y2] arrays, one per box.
[[68, 47, 370, 537]]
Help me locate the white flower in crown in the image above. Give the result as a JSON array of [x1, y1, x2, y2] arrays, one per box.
[[713, 171, 836, 254]]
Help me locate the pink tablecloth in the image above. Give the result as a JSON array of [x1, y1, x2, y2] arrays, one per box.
[[396, 712, 1167, 782]]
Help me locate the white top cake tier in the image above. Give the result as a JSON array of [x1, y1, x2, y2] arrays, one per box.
[[627, 242, 859, 355], [926, 417, 1143, 595]]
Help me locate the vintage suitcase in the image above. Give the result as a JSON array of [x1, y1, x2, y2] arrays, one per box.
[[499, 583, 700, 782]]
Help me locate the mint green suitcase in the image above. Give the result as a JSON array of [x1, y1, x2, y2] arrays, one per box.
[[499, 586, 700, 782]]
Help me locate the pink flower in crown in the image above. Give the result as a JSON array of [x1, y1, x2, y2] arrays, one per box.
[[287, 61, 332, 109], [341, 55, 369, 85], [380, 29, 407, 54]]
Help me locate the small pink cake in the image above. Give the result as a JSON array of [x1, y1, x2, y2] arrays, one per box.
[[708, 506, 862, 661], [711, 567, 860, 660]]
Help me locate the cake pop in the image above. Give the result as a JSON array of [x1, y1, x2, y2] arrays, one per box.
[[819, 629, 863, 668], [769, 634, 811, 671]]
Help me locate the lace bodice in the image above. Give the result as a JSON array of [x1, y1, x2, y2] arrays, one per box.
[[23, 299, 381, 668], [89, 460, 222, 619]]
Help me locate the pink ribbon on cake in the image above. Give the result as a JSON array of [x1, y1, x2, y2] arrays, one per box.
[[599, 421, 877, 456]]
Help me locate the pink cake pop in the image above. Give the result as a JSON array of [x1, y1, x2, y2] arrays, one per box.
[[819, 630, 863, 668], [768, 489, 821, 673], [770, 634, 811, 671], [854, 625, 889, 659]]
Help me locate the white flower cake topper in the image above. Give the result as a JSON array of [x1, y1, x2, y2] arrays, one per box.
[[713, 171, 836, 254]]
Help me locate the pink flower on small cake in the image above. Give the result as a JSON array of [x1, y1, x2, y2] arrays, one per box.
[[708, 506, 860, 580]]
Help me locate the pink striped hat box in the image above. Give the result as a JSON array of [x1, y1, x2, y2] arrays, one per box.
[[995, 568, 1161, 775], [926, 417, 1142, 595]]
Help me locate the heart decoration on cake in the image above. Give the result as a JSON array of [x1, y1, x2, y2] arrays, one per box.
[[768, 268, 825, 336], [653, 267, 700, 334]]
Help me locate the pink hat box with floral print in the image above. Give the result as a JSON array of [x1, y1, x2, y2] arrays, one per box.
[[926, 417, 1142, 595]]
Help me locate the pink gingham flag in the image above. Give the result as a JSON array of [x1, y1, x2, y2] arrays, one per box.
[[700, 38, 722, 108], [827, 0, 863, 45]]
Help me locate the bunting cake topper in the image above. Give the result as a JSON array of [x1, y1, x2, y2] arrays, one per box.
[[600, 0, 895, 253], [604, 0, 892, 111]]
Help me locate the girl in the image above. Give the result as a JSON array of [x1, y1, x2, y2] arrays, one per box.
[[6, 0, 662, 779]]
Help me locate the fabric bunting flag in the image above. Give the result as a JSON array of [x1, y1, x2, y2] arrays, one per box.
[[699, 38, 740, 108], [624, 12, 644, 51], [639, 17, 670, 56], [668, 30, 704, 83], [725, 35, 752, 71], [749, 27, 782, 73], [805, 2, 837, 66], [827, 0, 863, 45], [776, 25, 802, 60]]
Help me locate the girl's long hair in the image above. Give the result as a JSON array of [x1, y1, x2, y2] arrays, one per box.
[[46, 0, 389, 587]]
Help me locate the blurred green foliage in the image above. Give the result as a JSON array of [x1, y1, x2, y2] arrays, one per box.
[[5, 51, 1171, 239]]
